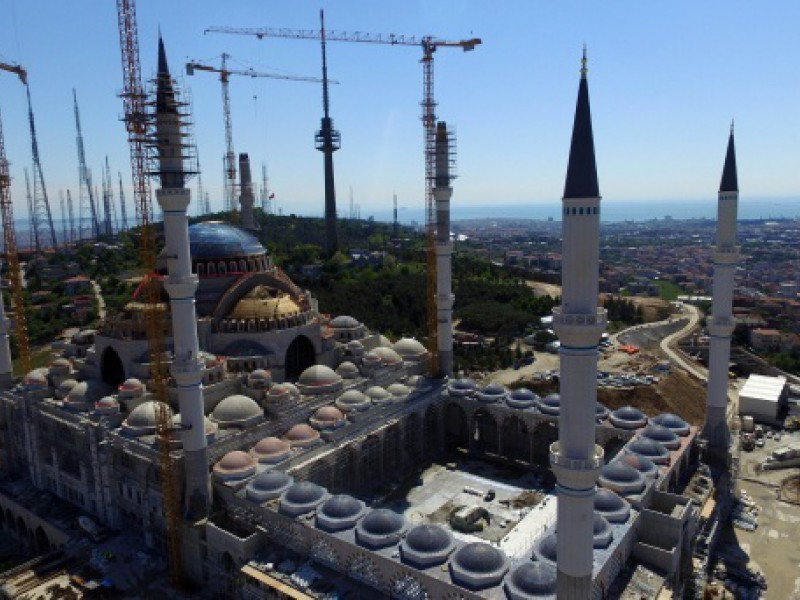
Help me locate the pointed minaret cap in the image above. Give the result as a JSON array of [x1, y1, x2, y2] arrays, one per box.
[[563, 48, 599, 199], [719, 121, 738, 193], [158, 33, 170, 77]]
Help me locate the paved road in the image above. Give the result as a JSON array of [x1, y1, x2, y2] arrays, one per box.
[[660, 303, 705, 379]]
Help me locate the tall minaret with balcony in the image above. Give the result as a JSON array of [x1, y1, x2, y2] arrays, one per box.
[[434, 121, 454, 377], [703, 125, 739, 458], [549, 49, 606, 598], [153, 36, 210, 518]]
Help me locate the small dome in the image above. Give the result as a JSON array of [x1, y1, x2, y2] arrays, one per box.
[[609, 405, 648, 429], [346, 339, 364, 350], [66, 381, 88, 400], [542, 393, 560, 407], [595, 402, 610, 420], [212, 394, 262, 427], [95, 396, 120, 415], [364, 386, 391, 404], [600, 460, 642, 484], [641, 424, 681, 449], [49, 358, 71, 376], [125, 400, 173, 431], [536, 534, 558, 563], [330, 315, 360, 328], [213, 450, 257, 481], [335, 361, 360, 379], [506, 388, 538, 409], [119, 378, 144, 391], [372, 347, 403, 366], [280, 481, 327, 516], [297, 365, 343, 395], [651, 412, 690, 436], [249, 368, 271, 381], [320, 495, 362, 520], [627, 436, 670, 460], [453, 542, 506, 574], [505, 562, 557, 597], [387, 383, 410, 398], [23, 368, 48, 389], [246, 470, 293, 502], [538, 393, 561, 416], [405, 524, 452, 553], [393, 338, 427, 359], [267, 382, 297, 403], [361, 509, 405, 536], [284, 423, 321, 447], [55, 378, 79, 399], [595, 488, 626, 513], [592, 513, 613, 548], [251, 437, 291, 463], [335, 390, 371, 413], [477, 382, 507, 403], [310, 405, 346, 430], [619, 453, 659, 477], [361, 350, 382, 366], [450, 378, 477, 391]]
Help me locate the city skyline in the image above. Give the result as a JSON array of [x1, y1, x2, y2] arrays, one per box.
[[0, 0, 798, 220]]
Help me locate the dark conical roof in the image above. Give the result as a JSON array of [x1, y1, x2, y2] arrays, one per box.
[[563, 50, 599, 199], [720, 126, 738, 193], [158, 35, 170, 77]]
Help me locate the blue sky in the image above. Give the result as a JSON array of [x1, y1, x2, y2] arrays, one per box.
[[0, 1, 798, 222]]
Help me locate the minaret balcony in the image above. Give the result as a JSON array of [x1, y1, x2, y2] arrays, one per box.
[[551, 307, 607, 348], [163, 275, 199, 299], [549, 442, 604, 490], [171, 355, 204, 386]]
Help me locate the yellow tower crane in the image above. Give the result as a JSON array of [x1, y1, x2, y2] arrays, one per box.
[[186, 55, 333, 213], [0, 61, 32, 377], [206, 19, 480, 376]]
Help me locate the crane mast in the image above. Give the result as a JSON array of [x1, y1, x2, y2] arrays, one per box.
[[116, 0, 183, 587], [25, 85, 58, 249], [118, 172, 129, 232], [73, 90, 101, 239], [24, 168, 38, 251], [66, 189, 75, 243], [206, 21, 480, 376], [0, 62, 32, 376]]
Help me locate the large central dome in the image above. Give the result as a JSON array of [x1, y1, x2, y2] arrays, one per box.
[[189, 221, 266, 260]]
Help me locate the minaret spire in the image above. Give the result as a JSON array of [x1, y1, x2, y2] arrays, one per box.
[[720, 122, 738, 192], [550, 50, 606, 598]]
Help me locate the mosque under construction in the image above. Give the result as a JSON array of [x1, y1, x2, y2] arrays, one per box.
[[0, 41, 739, 600]]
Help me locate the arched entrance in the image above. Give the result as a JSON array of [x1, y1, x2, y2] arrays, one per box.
[[473, 409, 499, 455], [444, 403, 469, 452], [285, 335, 315, 380], [101, 347, 125, 388], [502, 416, 530, 464]]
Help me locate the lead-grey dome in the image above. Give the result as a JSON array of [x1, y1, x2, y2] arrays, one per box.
[[592, 513, 613, 548], [330, 315, 360, 328], [320, 495, 362, 520], [641, 424, 681, 449], [651, 412, 690, 436], [600, 460, 641, 484], [595, 488, 626, 513], [595, 402, 610, 420], [505, 562, 557, 598], [609, 405, 648, 429], [537, 393, 561, 416], [356, 509, 407, 548], [335, 389, 371, 413], [246, 470, 292, 502], [400, 524, 455, 568], [506, 388, 538, 409], [280, 481, 327, 516], [189, 221, 266, 259], [619, 453, 659, 478], [453, 543, 505, 573], [627, 436, 670, 462], [536, 534, 558, 563], [212, 394, 262, 426]]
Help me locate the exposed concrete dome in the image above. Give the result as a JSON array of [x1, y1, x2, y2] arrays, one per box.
[[477, 382, 507, 403], [361, 350, 382, 367], [95, 396, 120, 415], [213, 450, 257, 482], [49, 358, 71, 377], [619, 453, 659, 479], [592, 513, 613, 548], [23, 368, 48, 389], [594, 489, 631, 523], [122, 400, 173, 436], [626, 437, 670, 464], [641, 424, 681, 449], [609, 405, 648, 429], [356, 508, 407, 547], [284, 423, 321, 448], [595, 402, 610, 421], [450, 542, 509, 589], [335, 390, 371, 413], [651, 412, 690, 436], [118, 378, 145, 400], [506, 388, 538, 409], [393, 338, 427, 361], [401, 524, 455, 568], [55, 378, 79, 399], [335, 361, 360, 379], [330, 315, 360, 328], [505, 562, 557, 599], [536, 533, 558, 564], [246, 470, 293, 503], [346, 339, 364, 350], [211, 394, 262, 428], [537, 393, 561, 416], [448, 378, 477, 397], [309, 405, 346, 430], [251, 436, 291, 464], [266, 382, 298, 404], [364, 386, 392, 405], [598, 459, 646, 495], [280, 481, 327, 516], [247, 369, 272, 387], [297, 365, 343, 395], [372, 346, 403, 366], [386, 383, 410, 399], [316, 495, 366, 531]]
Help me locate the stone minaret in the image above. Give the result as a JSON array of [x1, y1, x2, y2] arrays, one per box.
[[0, 287, 12, 388], [153, 37, 210, 519], [238, 152, 256, 230], [703, 125, 739, 458], [434, 122, 454, 377], [550, 49, 606, 598]]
